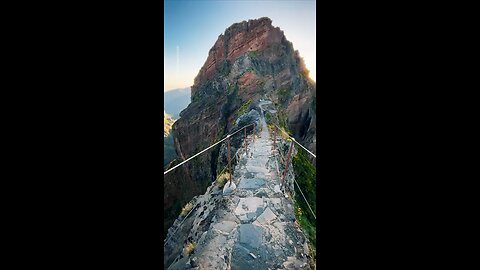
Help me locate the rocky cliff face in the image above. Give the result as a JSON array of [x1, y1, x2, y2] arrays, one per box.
[[193, 18, 285, 88], [164, 17, 316, 237], [165, 108, 312, 269]]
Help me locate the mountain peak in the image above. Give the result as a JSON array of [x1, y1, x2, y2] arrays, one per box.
[[223, 17, 273, 36], [193, 17, 287, 87], [165, 19, 316, 256]]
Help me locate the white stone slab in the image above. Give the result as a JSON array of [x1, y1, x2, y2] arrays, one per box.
[[223, 181, 236, 195], [255, 207, 277, 225], [234, 197, 264, 217]]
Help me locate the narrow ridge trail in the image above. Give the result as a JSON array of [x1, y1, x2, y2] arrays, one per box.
[[166, 101, 311, 270]]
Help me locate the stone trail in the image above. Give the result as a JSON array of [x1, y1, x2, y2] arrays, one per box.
[[166, 101, 311, 270]]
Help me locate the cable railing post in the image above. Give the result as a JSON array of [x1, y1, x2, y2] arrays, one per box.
[[281, 140, 294, 189], [227, 136, 232, 184]]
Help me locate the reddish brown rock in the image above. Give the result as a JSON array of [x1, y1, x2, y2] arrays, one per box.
[[193, 17, 285, 92], [164, 17, 316, 238]]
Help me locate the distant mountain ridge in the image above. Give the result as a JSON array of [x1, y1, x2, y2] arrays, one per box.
[[164, 88, 190, 169], [164, 87, 191, 119]]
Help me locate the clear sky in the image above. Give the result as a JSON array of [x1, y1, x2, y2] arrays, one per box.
[[164, 0, 316, 92]]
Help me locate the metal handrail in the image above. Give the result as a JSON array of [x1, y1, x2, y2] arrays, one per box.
[[164, 124, 255, 246], [164, 123, 255, 175], [272, 125, 317, 220], [272, 124, 316, 158]]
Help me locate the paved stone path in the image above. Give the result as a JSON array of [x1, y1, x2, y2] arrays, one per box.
[[166, 101, 311, 270]]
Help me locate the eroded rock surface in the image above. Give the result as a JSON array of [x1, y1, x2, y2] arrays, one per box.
[[164, 17, 316, 241], [165, 106, 311, 270]]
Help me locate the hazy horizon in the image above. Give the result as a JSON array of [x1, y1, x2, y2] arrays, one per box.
[[164, 0, 316, 92], [164, 86, 190, 93]]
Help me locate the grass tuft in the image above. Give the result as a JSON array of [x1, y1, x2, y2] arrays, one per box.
[[180, 202, 193, 217], [216, 172, 231, 188], [183, 241, 196, 256]]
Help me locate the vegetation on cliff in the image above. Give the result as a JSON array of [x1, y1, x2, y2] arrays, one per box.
[[180, 202, 193, 217], [236, 100, 252, 117], [216, 172, 231, 188], [292, 147, 317, 267], [164, 111, 175, 137], [164, 111, 178, 167], [164, 17, 316, 252]]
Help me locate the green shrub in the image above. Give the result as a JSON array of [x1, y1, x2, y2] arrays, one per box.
[[248, 50, 258, 58], [294, 208, 316, 268], [277, 111, 292, 135], [278, 87, 289, 98], [292, 148, 317, 267], [265, 112, 272, 124], [292, 149, 316, 220], [237, 100, 252, 116]]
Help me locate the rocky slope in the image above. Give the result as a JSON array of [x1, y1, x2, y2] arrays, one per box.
[[165, 106, 312, 269], [164, 17, 316, 241]]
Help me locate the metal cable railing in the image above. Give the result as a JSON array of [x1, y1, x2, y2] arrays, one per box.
[[164, 104, 317, 246], [164, 124, 256, 247], [216, 137, 248, 178], [270, 124, 317, 220], [164, 146, 246, 247], [272, 124, 316, 159], [294, 177, 317, 220], [164, 123, 255, 175], [163, 134, 251, 246]]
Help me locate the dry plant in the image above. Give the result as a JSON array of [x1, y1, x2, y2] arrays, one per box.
[[216, 172, 231, 187], [180, 202, 193, 217], [183, 241, 196, 256]]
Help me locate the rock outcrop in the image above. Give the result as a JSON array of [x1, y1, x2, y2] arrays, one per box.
[[193, 17, 286, 88], [164, 17, 316, 242], [165, 110, 312, 269]]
